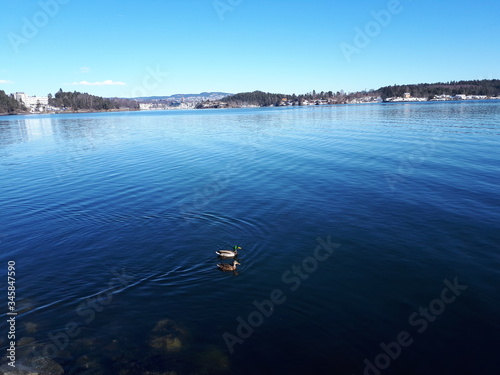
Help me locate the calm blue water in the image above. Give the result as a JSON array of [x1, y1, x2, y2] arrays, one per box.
[[1, 102, 499, 375]]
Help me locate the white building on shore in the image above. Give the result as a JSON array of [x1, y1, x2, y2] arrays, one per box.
[[14, 92, 49, 112]]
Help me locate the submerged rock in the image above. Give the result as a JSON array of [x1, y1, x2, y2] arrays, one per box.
[[71, 357, 104, 375], [152, 319, 188, 336], [15, 338, 71, 362], [75, 354, 101, 370], [28, 357, 64, 374], [16, 337, 35, 347], [0, 356, 64, 375], [194, 346, 231, 374], [15, 340, 47, 360], [149, 337, 182, 352], [148, 318, 189, 354], [23, 322, 39, 334]]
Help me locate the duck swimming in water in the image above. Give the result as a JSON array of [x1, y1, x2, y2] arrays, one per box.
[[217, 260, 240, 271], [216, 246, 241, 258]]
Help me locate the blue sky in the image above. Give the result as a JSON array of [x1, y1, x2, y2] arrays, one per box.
[[1, 0, 499, 97]]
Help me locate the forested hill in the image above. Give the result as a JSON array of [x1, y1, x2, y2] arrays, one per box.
[[49, 89, 139, 111], [221, 91, 289, 107], [0, 90, 26, 114], [219, 90, 332, 107], [376, 79, 500, 99]]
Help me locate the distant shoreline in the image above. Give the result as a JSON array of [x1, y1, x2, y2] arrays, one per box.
[[193, 97, 500, 110], [2, 98, 499, 117], [0, 108, 140, 116]]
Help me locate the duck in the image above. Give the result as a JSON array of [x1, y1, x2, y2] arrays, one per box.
[[217, 260, 240, 271], [215, 246, 241, 258]]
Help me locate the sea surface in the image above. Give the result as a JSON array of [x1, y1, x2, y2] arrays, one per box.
[[0, 102, 499, 375]]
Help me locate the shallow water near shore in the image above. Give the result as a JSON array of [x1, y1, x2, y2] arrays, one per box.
[[1, 102, 499, 374]]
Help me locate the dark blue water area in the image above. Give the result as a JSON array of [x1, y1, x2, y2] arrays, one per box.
[[0, 102, 499, 374]]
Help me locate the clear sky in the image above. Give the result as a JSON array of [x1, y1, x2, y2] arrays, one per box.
[[1, 0, 499, 97]]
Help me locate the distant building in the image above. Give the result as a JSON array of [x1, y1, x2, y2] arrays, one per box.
[[14, 92, 49, 112], [14, 92, 27, 104], [432, 94, 453, 101], [404, 93, 411, 99]]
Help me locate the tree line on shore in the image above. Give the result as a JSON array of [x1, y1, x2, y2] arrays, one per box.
[[377, 79, 500, 99], [1, 89, 139, 115], [197, 79, 500, 108], [0, 90, 26, 114], [49, 89, 139, 111]]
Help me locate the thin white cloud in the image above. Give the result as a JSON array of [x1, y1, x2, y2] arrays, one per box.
[[80, 67, 91, 73], [0, 79, 14, 84], [71, 80, 126, 86]]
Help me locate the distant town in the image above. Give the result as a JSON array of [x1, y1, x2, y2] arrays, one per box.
[[137, 92, 231, 111]]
